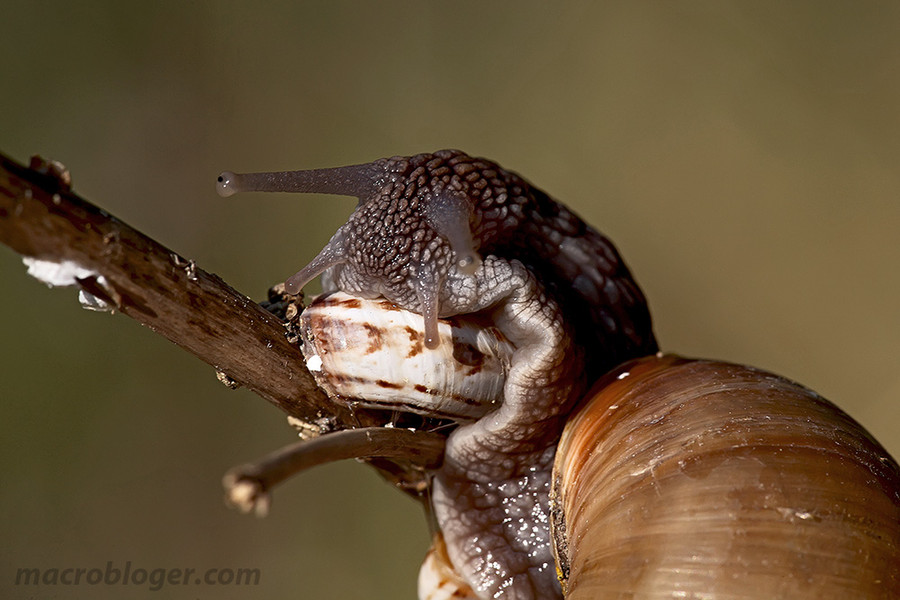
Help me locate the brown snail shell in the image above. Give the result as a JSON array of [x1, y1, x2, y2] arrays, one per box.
[[551, 354, 900, 599]]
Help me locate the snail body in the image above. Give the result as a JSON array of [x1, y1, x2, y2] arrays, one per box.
[[219, 151, 900, 598]]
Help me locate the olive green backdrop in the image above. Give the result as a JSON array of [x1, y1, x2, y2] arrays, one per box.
[[2, 2, 899, 599]]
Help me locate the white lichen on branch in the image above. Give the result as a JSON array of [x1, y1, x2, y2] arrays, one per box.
[[22, 256, 115, 312]]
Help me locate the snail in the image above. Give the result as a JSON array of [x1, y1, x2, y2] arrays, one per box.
[[218, 151, 900, 599]]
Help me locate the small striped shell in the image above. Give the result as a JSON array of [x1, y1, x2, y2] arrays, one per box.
[[299, 292, 513, 422]]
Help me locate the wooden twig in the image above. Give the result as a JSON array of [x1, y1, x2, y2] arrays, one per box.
[[223, 427, 445, 516], [0, 151, 443, 491]]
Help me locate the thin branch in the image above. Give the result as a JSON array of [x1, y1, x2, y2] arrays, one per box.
[[223, 427, 444, 516], [0, 151, 444, 489]]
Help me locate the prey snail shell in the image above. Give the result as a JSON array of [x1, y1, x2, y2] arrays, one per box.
[[299, 291, 513, 422], [219, 151, 900, 599]]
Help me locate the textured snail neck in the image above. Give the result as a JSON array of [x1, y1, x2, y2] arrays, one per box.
[[430, 258, 583, 599], [220, 150, 657, 599]]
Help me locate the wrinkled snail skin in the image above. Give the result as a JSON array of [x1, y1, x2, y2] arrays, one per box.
[[223, 150, 657, 599], [552, 355, 900, 599]]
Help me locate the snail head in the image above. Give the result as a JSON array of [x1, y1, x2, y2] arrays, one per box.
[[217, 150, 484, 348]]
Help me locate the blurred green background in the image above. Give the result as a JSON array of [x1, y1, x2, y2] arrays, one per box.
[[2, 2, 899, 599]]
